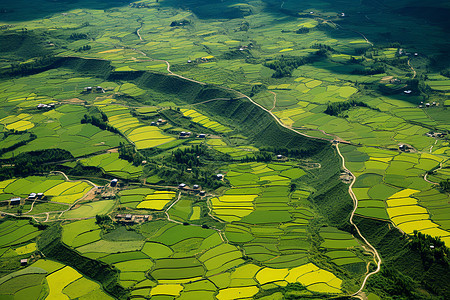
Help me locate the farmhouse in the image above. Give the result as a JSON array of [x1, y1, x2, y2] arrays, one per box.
[[216, 174, 224, 180], [426, 132, 446, 138], [83, 86, 105, 93], [178, 183, 187, 189], [37, 104, 49, 109], [199, 190, 206, 196], [10, 197, 21, 205], [179, 131, 192, 138], [95, 186, 104, 194], [20, 259, 28, 266], [116, 214, 150, 224], [198, 134, 206, 138], [340, 171, 353, 183], [37, 103, 55, 110], [37, 193, 45, 200], [115, 214, 134, 224], [398, 144, 411, 152], [110, 179, 118, 187], [28, 193, 37, 200]]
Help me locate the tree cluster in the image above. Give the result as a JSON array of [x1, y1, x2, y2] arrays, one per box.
[[95, 214, 115, 232], [4, 55, 58, 78], [81, 114, 119, 134], [351, 65, 385, 75], [118, 143, 144, 166], [264, 51, 325, 78], [95, 214, 110, 225], [240, 151, 272, 163], [410, 230, 448, 268], [0, 148, 73, 180], [69, 33, 88, 40], [171, 145, 207, 167], [439, 179, 450, 193], [324, 99, 372, 117], [310, 43, 334, 52], [170, 19, 190, 27], [295, 27, 310, 34], [77, 45, 91, 52], [370, 266, 416, 298], [239, 21, 250, 31], [440, 69, 450, 78]]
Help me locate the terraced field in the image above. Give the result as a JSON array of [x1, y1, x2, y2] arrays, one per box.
[[0, 99, 125, 158], [80, 152, 143, 180], [0, 175, 93, 204], [120, 188, 176, 210], [99, 105, 176, 149], [0, 259, 114, 300], [180, 108, 232, 133], [341, 145, 450, 245], [0, 220, 40, 250]]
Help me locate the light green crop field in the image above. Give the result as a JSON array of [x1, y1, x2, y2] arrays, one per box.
[[0, 175, 93, 204]]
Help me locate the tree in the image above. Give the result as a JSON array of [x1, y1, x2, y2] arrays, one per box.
[[439, 179, 450, 193], [290, 183, 297, 193]]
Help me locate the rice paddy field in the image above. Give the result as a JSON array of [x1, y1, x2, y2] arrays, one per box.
[[0, 93, 125, 158], [98, 104, 176, 150], [180, 108, 232, 133], [340, 144, 450, 245], [0, 0, 449, 299], [79, 152, 143, 180], [0, 155, 368, 298], [0, 219, 40, 251], [206, 137, 260, 160], [0, 175, 93, 204], [120, 188, 176, 210], [0, 258, 115, 300]]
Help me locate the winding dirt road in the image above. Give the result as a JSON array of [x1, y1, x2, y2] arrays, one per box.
[[408, 59, 417, 79], [80, 28, 383, 296], [148, 55, 383, 297], [268, 91, 277, 111], [335, 144, 382, 297]]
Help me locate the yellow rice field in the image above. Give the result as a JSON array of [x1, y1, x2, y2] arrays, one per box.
[[46, 266, 82, 300]]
